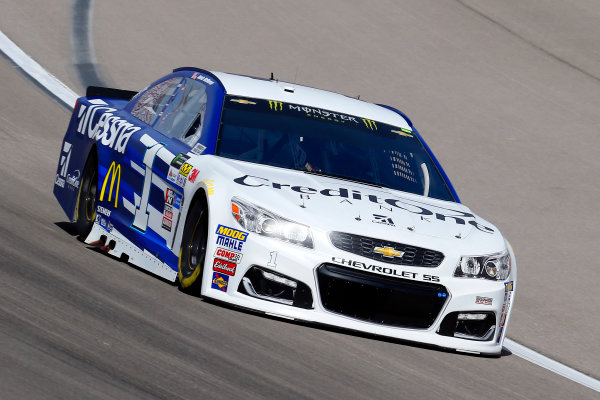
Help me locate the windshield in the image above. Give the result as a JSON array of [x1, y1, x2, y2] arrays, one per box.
[[216, 96, 455, 201]]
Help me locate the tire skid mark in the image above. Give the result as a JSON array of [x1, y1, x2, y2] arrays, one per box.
[[71, 0, 108, 88], [456, 0, 600, 83]]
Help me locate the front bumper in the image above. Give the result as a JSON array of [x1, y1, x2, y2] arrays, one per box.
[[200, 232, 516, 355]]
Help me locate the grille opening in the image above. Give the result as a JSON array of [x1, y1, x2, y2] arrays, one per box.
[[329, 231, 444, 267], [317, 264, 448, 329], [239, 267, 313, 309], [438, 311, 496, 341]]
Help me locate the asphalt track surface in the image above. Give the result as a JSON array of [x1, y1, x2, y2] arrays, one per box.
[[1, 1, 599, 399]]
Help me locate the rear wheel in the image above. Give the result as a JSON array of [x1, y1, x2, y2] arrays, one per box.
[[178, 196, 209, 293], [76, 155, 97, 238]]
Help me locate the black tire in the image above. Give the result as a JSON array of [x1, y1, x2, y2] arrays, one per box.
[[76, 154, 97, 238], [178, 195, 209, 293]]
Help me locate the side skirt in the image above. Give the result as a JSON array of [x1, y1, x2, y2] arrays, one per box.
[[85, 223, 177, 282]]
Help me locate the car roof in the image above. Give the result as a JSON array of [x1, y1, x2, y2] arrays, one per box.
[[210, 71, 412, 130]]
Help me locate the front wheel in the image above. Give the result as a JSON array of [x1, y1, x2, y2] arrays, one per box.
[[76, 155, 97, 238], [178, 196, 209, 293]]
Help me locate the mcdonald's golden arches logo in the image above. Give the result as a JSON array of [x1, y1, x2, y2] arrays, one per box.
[[100, 161, 121, 208]]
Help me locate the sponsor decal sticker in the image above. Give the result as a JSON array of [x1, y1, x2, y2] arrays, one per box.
[[97, 205, 111, 217], [188, 168, 200, 183], [213, 258, 237, 276], [211, 272, 229, 292], [66, 169, 80, 190], [476, 296, 493, 305], [165, 188, 175, 205], [190, 143, 206, 155], [202, 179, 215, 195], [505, 281, 514, 292], [167, 166, 179, 184], [215, 224, 248, 251], [391, 128, 413, 137], [55, 175, 65, 188], [193, 74, 214, 85], [373, 246, 404, 258], [171, 153, 190, 168], [331, 257, 440, 282], [497, 291, 513, 343], [233, 174, 496, 233], [179, 163, 193, 177], [163, 204, 173, 220], [100, 162, 121, 208], [76, 100, 140, 154], [55, 141, 72, 188], [287, 104, 359, 123], [231, 99, 256, 105], [362, 118, 378, 131], [172, 193, 182, 209], [372, 214, 394, 226], [95, 215, 114, 233], [214, 247, 243, 263], [268, 100, 283, 111], [162, 216, 172, 232]]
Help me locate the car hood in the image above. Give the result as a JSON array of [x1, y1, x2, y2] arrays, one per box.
[[207, 157, 504, 252]]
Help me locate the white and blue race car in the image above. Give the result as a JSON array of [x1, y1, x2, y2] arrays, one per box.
[[54, 68, 516, 355]]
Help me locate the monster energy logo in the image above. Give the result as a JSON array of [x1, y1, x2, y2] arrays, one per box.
[[268, 101, 283, 111], [362, 119, 378, 130]]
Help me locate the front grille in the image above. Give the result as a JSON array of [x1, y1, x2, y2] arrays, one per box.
[[317, 264, 448, 329], [329, 231, 444, 267]]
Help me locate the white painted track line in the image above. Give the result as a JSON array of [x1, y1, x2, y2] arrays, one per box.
[[1, 28, 598, 394], [505, 339, 600, 393], [0, 30, 78, 108]]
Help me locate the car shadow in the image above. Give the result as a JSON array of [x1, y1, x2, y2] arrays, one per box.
[[54, 221, 79, 237], [200, 294, 513, 359]]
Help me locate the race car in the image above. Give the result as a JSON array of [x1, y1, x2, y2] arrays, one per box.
[[53, 67, 516, 355]]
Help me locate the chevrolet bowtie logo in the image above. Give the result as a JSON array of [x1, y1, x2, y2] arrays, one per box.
[[373, 246, 404, 258]]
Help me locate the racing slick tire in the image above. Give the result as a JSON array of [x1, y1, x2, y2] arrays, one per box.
[[75, 154, 97, 238], [178, 194, 209, 293]]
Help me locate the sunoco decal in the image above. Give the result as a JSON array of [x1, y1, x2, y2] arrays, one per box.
[[211, 272, 229, 292]]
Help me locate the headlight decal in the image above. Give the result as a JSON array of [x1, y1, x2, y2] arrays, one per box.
[[454, 250, 511, 281], [231, 197, 314, 248]]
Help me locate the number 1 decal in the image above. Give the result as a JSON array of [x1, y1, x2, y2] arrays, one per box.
[[132, 141, 164, 232], [268, 251, 278, 268]]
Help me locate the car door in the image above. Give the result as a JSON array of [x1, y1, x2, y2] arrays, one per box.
[[113, 73, 215, 268]]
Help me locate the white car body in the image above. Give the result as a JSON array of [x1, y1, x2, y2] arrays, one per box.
[[75, 70, 516, 355]]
